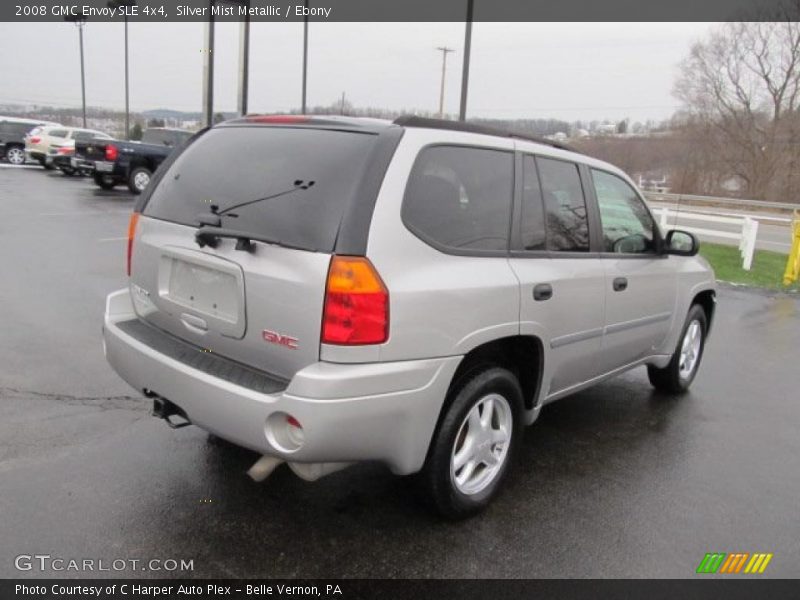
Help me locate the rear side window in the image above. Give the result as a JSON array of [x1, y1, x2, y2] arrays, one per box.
[[48, 129, 68, 138], [1, 121, 37, 138], [537, 157, 590, 252], [144, 126, 378, 253], [402, 145, 513, 253]]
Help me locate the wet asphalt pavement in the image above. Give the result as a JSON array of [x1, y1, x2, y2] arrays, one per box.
[[1, 165, 799, 579]]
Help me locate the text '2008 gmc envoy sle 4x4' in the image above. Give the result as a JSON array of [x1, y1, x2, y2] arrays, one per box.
[[103, 115, 716, 518]]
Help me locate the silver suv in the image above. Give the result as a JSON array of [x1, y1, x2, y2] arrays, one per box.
[[103, 116, 716, 518]]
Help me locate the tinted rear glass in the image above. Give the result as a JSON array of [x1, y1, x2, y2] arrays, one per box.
[[144, 126, 377, 252], [402, 145, 513, 253], [73, 130, 108, 140]]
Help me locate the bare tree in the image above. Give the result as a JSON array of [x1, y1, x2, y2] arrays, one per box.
[[675, 11, 800, 201]]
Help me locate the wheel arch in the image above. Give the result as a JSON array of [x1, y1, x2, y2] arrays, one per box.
[[446, 335, 544, 415], [692, 289, 716, 335]]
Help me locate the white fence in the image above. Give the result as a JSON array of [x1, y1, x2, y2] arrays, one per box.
[[652, 207, 759, 270], [644, 191, 799, 212]]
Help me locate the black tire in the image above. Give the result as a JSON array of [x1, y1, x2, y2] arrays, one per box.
[[42, 160, 55, 170], [59, 166, 76, 177], [93, 173, 116, 190], [4, 145, 25, 165], [128, 166, 152, 194], [648, 304, 708, 394], [420, 366, 523, 519]]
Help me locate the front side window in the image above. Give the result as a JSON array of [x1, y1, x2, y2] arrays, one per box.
[[592, 169, 656, 254], [402, 145, 513, 253], [537, 157, 590, 252]]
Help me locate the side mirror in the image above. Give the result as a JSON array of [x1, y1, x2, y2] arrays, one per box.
[[665, 229, 699, 256]]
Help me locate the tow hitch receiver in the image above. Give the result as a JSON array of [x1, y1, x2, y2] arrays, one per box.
[[147, 392, 191, 429]]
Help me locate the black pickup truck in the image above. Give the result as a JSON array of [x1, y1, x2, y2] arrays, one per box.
[[74, 128, 193, 194]]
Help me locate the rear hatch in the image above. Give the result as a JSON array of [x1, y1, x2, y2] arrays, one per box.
[[130, 123, 380, 380]]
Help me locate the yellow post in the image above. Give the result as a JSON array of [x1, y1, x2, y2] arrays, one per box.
[[784, 210, 800, 286]]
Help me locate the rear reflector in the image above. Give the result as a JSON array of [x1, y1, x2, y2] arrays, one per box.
[[322, 256, 388, 345], [126, 212, 140, 276]]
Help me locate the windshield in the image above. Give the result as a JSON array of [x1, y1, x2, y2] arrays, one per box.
[[143, 126, 378, 253]]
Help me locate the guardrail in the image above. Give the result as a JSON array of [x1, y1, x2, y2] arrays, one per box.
[[653, 207, 759, 270], [644, 191, 800, 212]]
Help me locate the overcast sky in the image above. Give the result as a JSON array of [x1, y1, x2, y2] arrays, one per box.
[[0, 22, 714, 122]]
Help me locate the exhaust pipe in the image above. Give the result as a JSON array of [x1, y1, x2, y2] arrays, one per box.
[[246, 456, 351, 483], [288, 462, 351, 482], [247, 455, 284, 482], [147, 392, 191, 429]]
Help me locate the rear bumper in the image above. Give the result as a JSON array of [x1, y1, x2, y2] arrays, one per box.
[[71, 157, 97, 171], [103, 289, 460, 475]]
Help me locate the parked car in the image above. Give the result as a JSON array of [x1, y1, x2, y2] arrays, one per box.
[[46, 130, 115, 176], [26, 126, 111, 169], [74, 127, 193, 194], [102, 115, 716, 518], [0, 116, 59, 165]]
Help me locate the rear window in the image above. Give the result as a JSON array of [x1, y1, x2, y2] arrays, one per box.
[[143, 129, 191, 146], [144, 126, 378, 253], [73, 130, 108, 140]]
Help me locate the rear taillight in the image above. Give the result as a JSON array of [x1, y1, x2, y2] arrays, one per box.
[[57, 146, 73, 155], [30, 136, 41, 144], [105, 144, 118, 161], [126, 212, 140, 276], [321, 256, 388, 345]]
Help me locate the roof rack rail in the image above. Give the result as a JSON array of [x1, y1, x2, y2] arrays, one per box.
[[392, 115, 579, 153]]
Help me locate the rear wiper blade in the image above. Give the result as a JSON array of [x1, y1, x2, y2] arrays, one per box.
[[194, 179, 315, 228], [195, 227, 315, 253]]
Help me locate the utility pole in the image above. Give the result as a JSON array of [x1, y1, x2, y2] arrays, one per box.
[[340, 91, 346, 115], [107, 0, 136, 138], [238, 9, 250, 116], [301, 0, 309, 113], [123, 13, 129, 135], [436, 46, 454, 119], [64, 14, 88, 128], [459, 0, 474, 121], [202, 1, 215, 128]]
